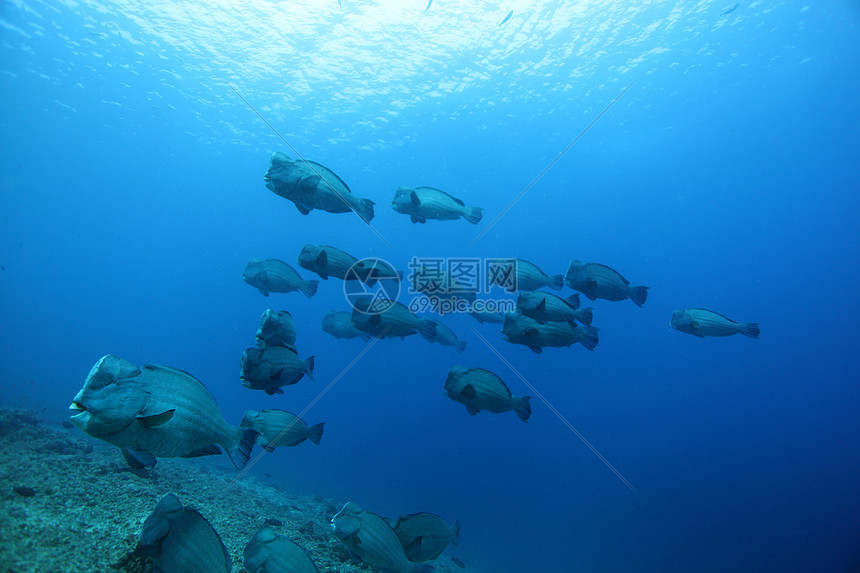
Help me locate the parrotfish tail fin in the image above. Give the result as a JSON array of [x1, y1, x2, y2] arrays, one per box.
[[741, 323, 761, 338], [549, 274, 564, 291], [301, 280, 319, 299], [575, 308, 594, 326], [455, 340, 467, 353], [567, 293, 581, 308], [464, 206, 483, 224], [513, 396, 532, 423], [453, 519, 461, 545], [578, 325, 600, 351], [629, 286, 649, 307], [307, 422, 325, 445], [353, 198, 375, 223], [417, 319, 437, 341], [228, 428, 258, 469], [304, 355, 316, 380]]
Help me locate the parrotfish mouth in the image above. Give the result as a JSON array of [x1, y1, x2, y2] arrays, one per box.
[[68, 401, 88, 426]]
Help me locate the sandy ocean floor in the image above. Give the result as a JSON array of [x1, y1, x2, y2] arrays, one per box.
[[0, 409, 468, 573]]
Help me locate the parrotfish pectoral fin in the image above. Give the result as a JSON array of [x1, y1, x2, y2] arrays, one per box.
[[410, 191, 422, 206], [461, 384, 477, 400], [137, 409, 175, 427], [270, 367, 285, 380], [405, 536, 424, 554], [301, 175, 321, 190], [316, 250, 328, 267]]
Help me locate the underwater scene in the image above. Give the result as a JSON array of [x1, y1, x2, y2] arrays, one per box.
[[2, 1, 859, 572]]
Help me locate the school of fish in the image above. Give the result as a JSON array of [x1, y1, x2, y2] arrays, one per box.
[[68, 142, 760, 571]]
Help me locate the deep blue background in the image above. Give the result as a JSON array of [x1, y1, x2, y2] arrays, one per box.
[[2, 1, 859, 572]]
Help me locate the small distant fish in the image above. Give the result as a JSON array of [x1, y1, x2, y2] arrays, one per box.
[[390, 512, 460, 562], [264, 151, 375, 222], [241, 347, 315, 395], [721, 2, 739, 16], [70, 355, 256, 469], [14, 486, 35, 497], [452, 557, 466, 568], [425, 0, 432, 11], [297, 244, 360, 281], [256, 309, 297, 350], [331, 502, 432, 573], [241, 409, 324, 451], [495, 259, 563, 292], [499, 9, 513, 26], [467, 308, 505, 324], [444, 365, 531, 422], [565, 260, 649, 306], [322, 310, 372, 341], [391, 186, 483, 224], [671, 309, 760, 338], [244, 525, 321, 573], [351, 298, 437, 340], [136, 494, 230, 573], [243, 258, 319, 298], [428, 319, 467, 353], [502, 312, 599, 352], [517, 291, 593, 325]]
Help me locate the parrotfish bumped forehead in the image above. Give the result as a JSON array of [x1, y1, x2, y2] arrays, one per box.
[[69, 355, 147, 437]]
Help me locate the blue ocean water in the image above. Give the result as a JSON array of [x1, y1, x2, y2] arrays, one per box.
[[2, 1, 859, 571]]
